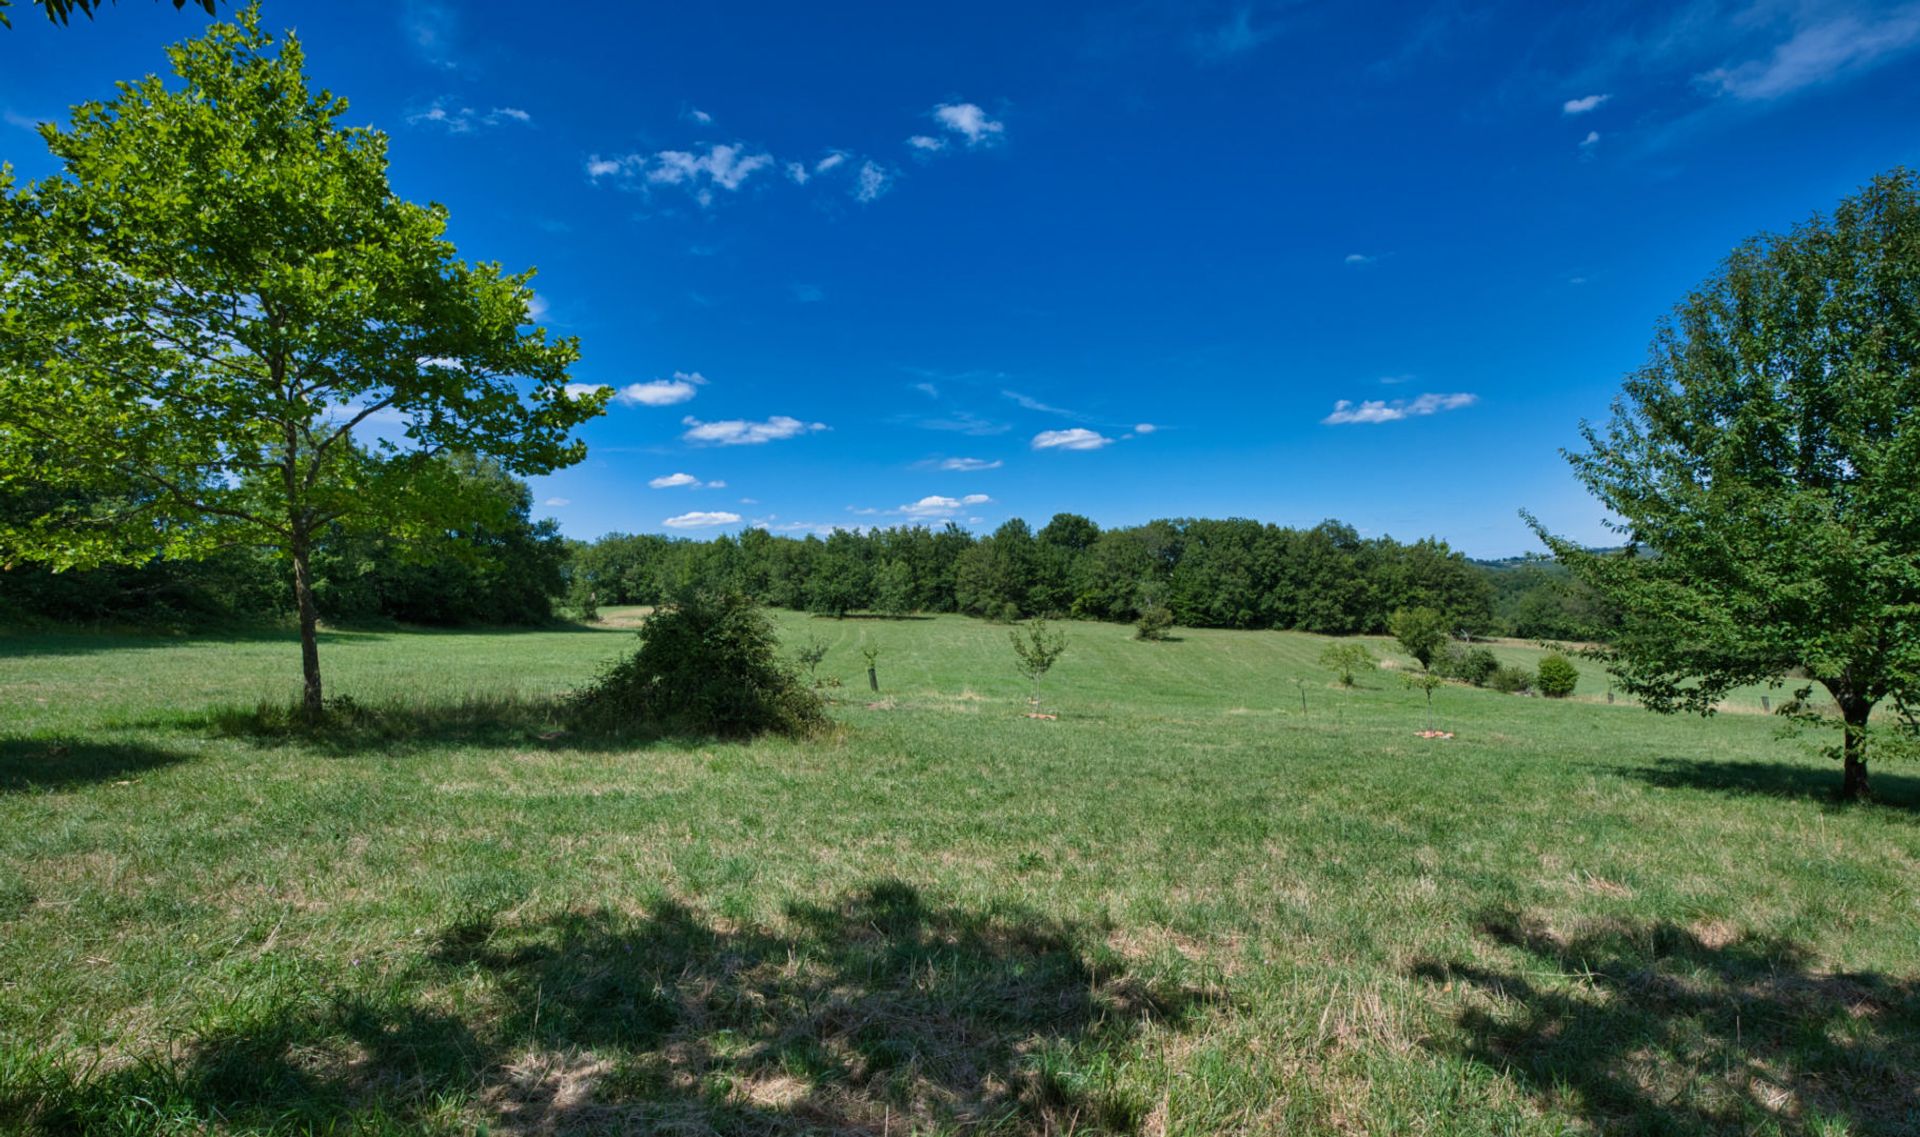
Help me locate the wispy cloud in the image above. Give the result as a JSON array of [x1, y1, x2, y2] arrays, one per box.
[[543, 497, 570, 507], [401, 0, 459, 69], [939, 457, 1003, 471], [1133, 423, 1158, 434], [1561, 92, 1611, 114], [1700, 6, 1920, 100], [1194, 5, 1278, 60], [3, 109, 48, 132], [1003, 389, 1081, 417], [931, 102, 1006, 147], [854, 161, 893, 203], [686, 107, 714, 124], [889, 493, 992, 518], [615, 371, 708, 407], [1344, 252, 1378, 266], [682, 415, 827, 445], [916, 411, 1012, 436], [1032, 428, 1114, 451], [663, 511, 742, 529], [1323, 392, 1477, 425], [907, 134, 947, 152], [406, 100, 534, 132], [1579, 129, 1601, 155], [587, 144, 775, 206]]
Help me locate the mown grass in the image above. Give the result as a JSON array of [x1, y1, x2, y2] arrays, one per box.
[[2, 610, 1917, 1135]]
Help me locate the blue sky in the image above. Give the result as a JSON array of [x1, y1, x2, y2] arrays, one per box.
[[4, 0, 1918, 556]]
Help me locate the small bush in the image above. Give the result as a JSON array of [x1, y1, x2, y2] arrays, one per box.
[[1488, 665, 1534, 695], [1536, 653, 1579, 698], [570, 591, 826, 739], [1134, 604, 1174, 641], [1435, 645, 1500, 686], [1319, 641, 1376, 687]]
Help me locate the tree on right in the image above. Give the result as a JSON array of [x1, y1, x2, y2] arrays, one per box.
[[1531, 169, 1920, 801]]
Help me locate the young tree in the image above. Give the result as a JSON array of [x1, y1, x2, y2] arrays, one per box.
[[1530, 169, 1920, 800], [1388, 606, 1451, 670], [1319, 642, 1375, 688], [1009, 619, 1068, 712], [0, 10, 603, 714]]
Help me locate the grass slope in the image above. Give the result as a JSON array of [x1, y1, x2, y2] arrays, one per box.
[[2, 611, 1916, 1135]]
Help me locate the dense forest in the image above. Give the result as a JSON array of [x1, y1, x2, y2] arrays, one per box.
[[1, 455, 1616, 640]]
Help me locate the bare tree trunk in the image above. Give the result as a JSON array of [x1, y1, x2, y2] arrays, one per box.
[[290, 534, 324, 717]]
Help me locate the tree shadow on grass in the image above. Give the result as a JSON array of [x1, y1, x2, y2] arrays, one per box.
[[9, 880, 1218, 1134], [1607, 757, 1920, 812], [0, 736, 189, 793], [174, 694, 799, 757], [1412, 909, 1920, 1136]]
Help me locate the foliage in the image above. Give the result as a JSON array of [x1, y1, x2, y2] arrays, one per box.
[[1388, 606, 1451, 670], [1319, 641, 1375, 687], [1488, 665, 1535, 695], [793, 635, 830, 686], [0, 0, 213, 29], [570, 592, 825, 739], [872, 559, 915, 618], [1536, 654, 1580, 699], [1435, 645, 1500, 687], [1134, 604, 1175, 641], [1529, 168, 1920, 799], [0, 10, 601, 712], [1009, 619, 1069, 684]]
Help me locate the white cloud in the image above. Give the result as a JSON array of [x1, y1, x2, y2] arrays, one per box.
[[1344, 252, 1377, 265], [616, 371, 708, 407], [649, 472, 701, 488], [855, 161, 892, 203], [587, 145, 774, 204], [1579, 130, 1601, 152], [932, 102, 1005, 146], [785, 161, 812, 185], [406, 99, 533, 132], [709, 480, 727, 489], [907, 134, 948, 152], [1134, 423, 1157, 434], [915, 382, 940, 398], [687, 107, 714, 124], [1323, 392, 1477, 424], [526, 292, 551, 322], [544, 497, 570, 507], [1004, 389, 1079, 417], [939, 457, 1002, 471], [681, 415, 827, 445], [564, 382, 607, 399], [897, 493, 992, 518], [1701, 8, 1920, 100], [1562, 93, 1610, 114], [1032, 428, 1114, 451], [815, 152, 848, 173], [663, 511, 742, 529]]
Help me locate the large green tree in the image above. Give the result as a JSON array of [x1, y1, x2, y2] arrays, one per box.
[[0, 9, 606, 713], [1530, 169, 1920, 801]]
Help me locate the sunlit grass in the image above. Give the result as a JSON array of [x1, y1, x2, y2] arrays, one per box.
[[2, 611, 1915, 1134]]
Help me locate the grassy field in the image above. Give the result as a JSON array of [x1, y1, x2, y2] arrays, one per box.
[[2, 610, 1917, 1135]]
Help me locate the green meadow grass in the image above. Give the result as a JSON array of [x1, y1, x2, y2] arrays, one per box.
[[2, 610, 1916, 1135]]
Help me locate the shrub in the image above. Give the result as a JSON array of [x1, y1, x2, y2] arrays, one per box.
[[1388, 606, 1450, 670], [1435, 645, 1500, 686], [1488, 664, 1534, 695], [1134, 604, 1174, 641], [1319, 641, 1376, 687], [1536, 653, 1579, 698], [570, 591, 826, 739]]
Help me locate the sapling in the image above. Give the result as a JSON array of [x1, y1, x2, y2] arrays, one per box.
[[794, 636, 830, 687], [1319, 642, 1375, 688], [1009, 619, 1068, 715], [862, 643, 880, 692]]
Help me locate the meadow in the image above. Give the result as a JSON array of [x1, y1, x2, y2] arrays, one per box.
[[2, 610, 1917, 1135]]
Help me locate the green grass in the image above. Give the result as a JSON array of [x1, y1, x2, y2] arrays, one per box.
[[2, 610, 1917, 1135]]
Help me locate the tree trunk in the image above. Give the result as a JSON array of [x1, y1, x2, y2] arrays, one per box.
[[290, 537, 324, 717], [1839, 699, 1871, 802]]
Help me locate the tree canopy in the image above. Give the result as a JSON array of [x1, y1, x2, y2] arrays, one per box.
[[1530, 168, 1920, 800], [0, 0, 214, 29], [0, 8, 605, 712]]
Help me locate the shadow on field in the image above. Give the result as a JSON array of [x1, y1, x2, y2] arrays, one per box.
[[1413, 910, 1920, 1135], [0, 736, 188, 792], [1616, 757, 1920, 811], [6, 881, 1212, 1134], [183, 695, 740, 756]]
